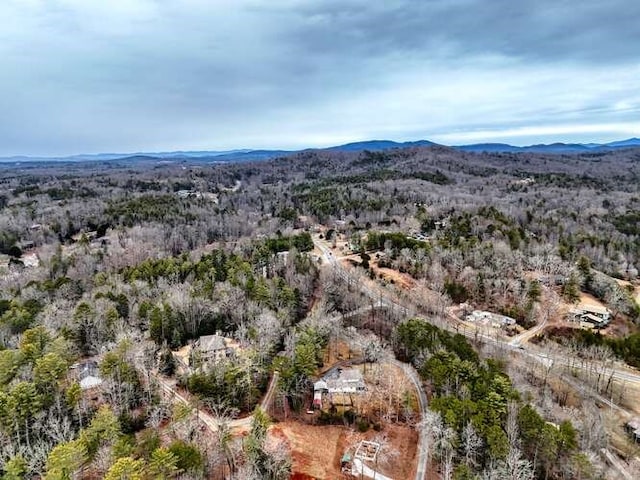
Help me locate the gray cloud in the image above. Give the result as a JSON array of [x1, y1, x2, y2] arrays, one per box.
[[0, 0, 638, 156], [279, 0, 640, 62]]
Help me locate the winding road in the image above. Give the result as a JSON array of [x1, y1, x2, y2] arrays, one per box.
[[313, 234, 640, 480], [391, 359, 429, 480], [316, 236, 430, 480]]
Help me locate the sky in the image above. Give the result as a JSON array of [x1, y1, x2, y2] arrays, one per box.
[[1, 0, 639, 156]]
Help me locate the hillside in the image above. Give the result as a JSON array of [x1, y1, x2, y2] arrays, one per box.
[[0, 146, 639, 479]]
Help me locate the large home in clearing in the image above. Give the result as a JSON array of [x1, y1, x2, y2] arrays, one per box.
[[191, 333, 240, 367], [465, 310, 516, 329], [570, 304, 612, 329], [313, 367, 366, 409]]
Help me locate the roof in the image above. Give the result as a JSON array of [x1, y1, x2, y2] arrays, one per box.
[[76, 361, 100, 380], [355, 440, 380, 461], [314, 380, 328, 391], [579, 304, 610, 315], [582, 313, 607, 324], [197, 334, 226, 352], [323, 368, 365, 393], [626, 419, 640, 431], [332, 369, 363, 382], [80, 376, 103, 390]]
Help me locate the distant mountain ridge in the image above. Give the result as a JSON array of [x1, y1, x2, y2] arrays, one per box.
[[326, 139, 438, 151], [456, 138, 640, 153], [2, 138, 639, 163]]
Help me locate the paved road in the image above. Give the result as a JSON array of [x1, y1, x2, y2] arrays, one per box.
[[319, 235, 640, 389], [315, 237, 430, 480], [313, 235, 640, 480], [391, 359, 429, 480]]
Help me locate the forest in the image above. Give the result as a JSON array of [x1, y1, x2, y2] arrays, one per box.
[[0, 144, 639, 478]]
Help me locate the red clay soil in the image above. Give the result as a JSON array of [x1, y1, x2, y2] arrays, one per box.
[[273, 420, 418, 480], [276, 422, 346, 479]]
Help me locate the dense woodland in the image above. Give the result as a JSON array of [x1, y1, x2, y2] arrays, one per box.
[[0, 145, 639, 478]]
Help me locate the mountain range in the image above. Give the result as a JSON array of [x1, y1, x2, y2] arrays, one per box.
[[2, 138, 639, 164]]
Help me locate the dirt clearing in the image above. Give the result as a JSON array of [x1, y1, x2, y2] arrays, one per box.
[[271, 422, 345, 479], [271, 421, 418, 480], [578, 292, 608, 309]]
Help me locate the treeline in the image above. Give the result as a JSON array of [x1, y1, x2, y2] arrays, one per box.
[[0, 328, 160, 475], [263, 232, 313, 254], [105, 195, 197, 227], [0, 298, 43, 334], [366, 231, 430, 253], [11, 184, 97, 200], [121, 244, 312, 349], [545, 327, 640, 368], [306, 168, 453, 186], [291, 184, 387, 219], [37, 369, 205, 479], [274, 327, 327, 411], [182, 359, 268, 413]]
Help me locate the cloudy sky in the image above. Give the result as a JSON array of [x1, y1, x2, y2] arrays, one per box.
[[1, 0, 639, 156]]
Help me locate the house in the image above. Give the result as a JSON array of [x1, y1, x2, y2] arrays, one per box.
[[191, 333, 240, 366], [580, 313, 608, 329], [73, 360, 103, 391], [193, 334, 228, 364], [176, 189, 195, 198], [324, 367, 365, 394], [570, 304, 612, 328], [539, 275, 566, 287], [71, 231, 97, 243], [514, 177, 535, 186], [313, 368, 366, 409], [465, 310, 515, 329], [466, 310, 492, 323], [355, 440, 381, 462], [434, 220, 449, 230], [624, 418, 640, 442], [294, 215, 312, 229], [334, 220, 347, 231], [581, 305, 611, 321], [500, 316, 517, 328], [18, 240, 35, 251]]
